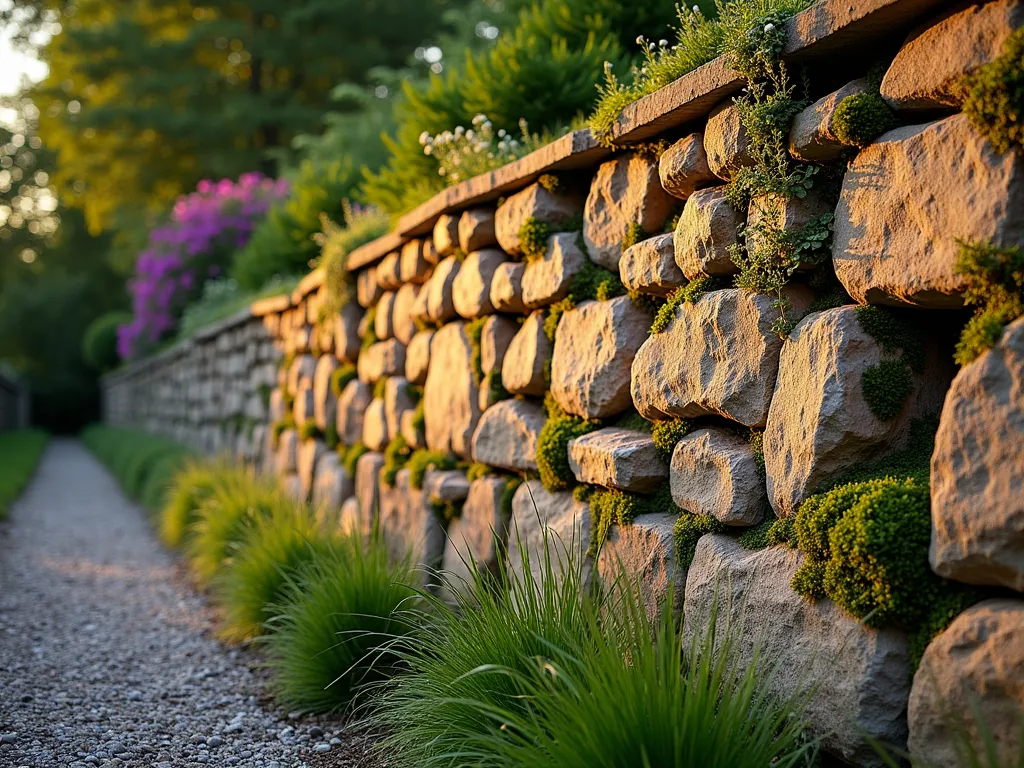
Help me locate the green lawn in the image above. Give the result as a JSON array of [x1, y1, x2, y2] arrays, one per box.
[[0, 429, 49, 519]]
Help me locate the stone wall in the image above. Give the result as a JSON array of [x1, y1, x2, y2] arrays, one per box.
[[103, 1, 1024, 764]]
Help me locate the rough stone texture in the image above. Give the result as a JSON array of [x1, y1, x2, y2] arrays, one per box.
[[339, 495, 361, 536], [746, 191, 834, 270], [286, 354, 316, 395], [410, 279, 431, 325], [659, 132, 718, 200], [833, 114, 1024, 308], [433, 213, 460, 256], [632, 288, 811, 428], [335, 379, 371, 446], [311, 451, 352, 514], [583, 153, 676, 271], [401, 408, 425, 450], [384, 376, 416, 440], [670, 428, 766, 525], [490, 261, 528, 314], [423, 239, 440, 266], [357, 338, 406, 384], [685, 535, 910, 767], [312, 354, 339, 432], [333, 302, 362, 363], [374, 291, 396, 341], [292, 383, 314, 427], [405, 328, 434, 386], [674, 186, 743, 279], [423, 469, 471, 504], [908, 599, 1024, 767], [392, 282, 420, 345], [479, 315, 518, 381], [704, 101, 754, 181], [425, 256, 461, 323], [551, 296, 651, 419], [376, 251, 402, 291], [882, 0, 1024, 111], [568, 427, 666, 493], [598, 513, 682, 621], [788, 78, 870, 163], [268, 387, 285, 423], [423, 321, 481, 459], [620, 233, 685, 297], [362, 397, 389, 452], [502, 310, 551, 397], [507, 479, 591, 589], [378, 468, 447, 570], [400, 239, 431, 284], [357, 265, 382, 308], [931, 316, 1024, 591], [522, 232, 586, 308], [458, 207, 498, 253], [275, 429, 298, 476], [453, 249, 505, 319], [441, 476, 508, 592], [354, 451, 385, 534], [471, 398, 545, 473], [297, 438, 326, 501], [764, 306, 952, 517], [495, 181, 585, 256]]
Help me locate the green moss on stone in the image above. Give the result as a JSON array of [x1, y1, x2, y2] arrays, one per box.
[[466, 462, 493, 482], [536, 399, 600, 492], [330, 363, 358, 397], [953, 239, 1024, 365], [465, 316, 488, 385], [962, 27, 1024, 155], [861, 359, 915, 421], [298, 422, 323, 441], [588, 484, 676, 555], [538, 173, 560, 194], [361, 305, 378, 352], [341, 441, 368, 477], [651, 418, 693, 459], [519, 217, 552, 262], [380, 434, 411, 486], [832, 91, 897, 149], [324, 418, 339, 451], [407, 449, 457, 489], [621, 222, 645, 253], [673, 513, 727, 571]]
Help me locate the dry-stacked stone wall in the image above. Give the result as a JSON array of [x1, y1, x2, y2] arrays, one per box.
[[104, 1, 1024, 764]]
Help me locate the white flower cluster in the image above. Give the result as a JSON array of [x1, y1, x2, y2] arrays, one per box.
[[418, 114, 527, 184]]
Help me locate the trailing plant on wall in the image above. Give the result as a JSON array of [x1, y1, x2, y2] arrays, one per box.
[[952, 240, 1024, 365], [961, 26, 1024, 155]]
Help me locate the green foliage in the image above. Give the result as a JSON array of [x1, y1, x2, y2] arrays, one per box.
[[673, 512, 727, 570], [298, 422, 323, 441], [961, 27, 1024, 155], [574, 258, 626, 303], [737, 515, 789, 550], [544, 299, 572, 342], [341, 441, 369, 478], [650, 276, 723, 333], [82, 311, 131, 371], [361, 305, 379, 352], [466, 462, 494, 482], [319, 204, 391, 316], [538, 173, 560, 193], [589, 485, 676, 554], [372, 377, 388, 401], [537, 398, 600, 492], [178, 277, 297, 340], [158, 460, 229, 549], [466, 316, 488, 385], [611, 409, 653, 432], [855, 305, 923, 420], [264, 533, 419, 713], [324, 419, 340, 451], [271, 417, 295, 447], [651, 418, 694, 458], [330, 363, 358, 398], [381, 434, 412, 486], [411, 399, 426, 434], [407, 449, 458, 489], [831, 92, 897, 149], [519, 217, 552, 262], [0, 429, 48, 520], [621, 221, 645, 253], [953, 239, 1024, 365], [861, 359, 915, 420]]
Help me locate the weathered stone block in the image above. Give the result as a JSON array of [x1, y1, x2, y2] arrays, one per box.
[[495, 181, 584, 256], [275, 428, 298, 476], [453, 249, 505, 318], [502, 310, 551, 397], [376, 251, 402, 291], [423, 321, 481, 459], [392, 282, 420, 345], [458, 207, 498, 253], [286, 354, 317, 395], [471, 398, 545, 472], [598, 513, 682, 620], [292, 383, 315, 427], [568, 427, 666, 493], [378, 467, 447, 570], [357, 338, 405, 384], [384, 376, 416, 442], [490, 261, 528, 314], [704, 101, 754, 181], [400, 408, 425, 450], [442, 476, 509, 593], [312, 355, 339, 432], [355, 451, 385, 534], [507, 479, 591, 589], [357, 266, 382, 308], [433, 213, 460, 257], [400, 239, 431, 284], [788, 78, 870, 163], [659, 132, 718, 200], [522, 232, 586, 308], [620, 233, 684, 297], [333, 303, 362, 363], [362, 397, 389, 452], [480, 315, 518, 379], [297, 438, 326, 501], [311, 452, 352, 514], [374, 291, 396, 341], [405, 328, 434, 386], [336, 379, 371, 446], [425, 255, 461, 324], [670, 428, 765, 525], [674, 186, 742, 279]]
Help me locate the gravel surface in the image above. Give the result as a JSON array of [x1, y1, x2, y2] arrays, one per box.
[[0, 440, 383, 768]]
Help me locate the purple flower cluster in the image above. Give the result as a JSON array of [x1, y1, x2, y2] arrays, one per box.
[[118, 173, 288, 360]]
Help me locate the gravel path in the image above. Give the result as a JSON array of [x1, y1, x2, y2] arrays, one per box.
[[0, 439, 381, 768]]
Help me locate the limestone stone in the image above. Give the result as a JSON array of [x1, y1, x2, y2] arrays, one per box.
[[908, 599, 1024, 767], [275, 429, 298, 476], [425, 256, 461, 323], [670, 428, 766, 525], [882, 0, 1024, 111], [764, 306, 952, 517], [400, 239, 431, 284], [292, 383, 314, 426], [551, 296, 650, 420], [376, 251, 402, 291], [470, 398, 544, 473], [339, 496, 361, 537], [930, 316, 1024, 591], [507, 479, 591, 589], [674, 187, 742, 279], [685, 535, 910, 766], [598, 513, 682, 621], [632, 287, 811, 429], [479, 315, 518, 379], [297, 438, 326, 501], [355, 451, 385, 534], [374, 291, 396, 340], [490, 261, 528, 314], [392, 282, 420, 345], [362, 397, 389, 452], [582, 153, 676, 271], [501, 310, 551, 397], [619, 233, 684, 297], [311, 452, 352, 514], [286, 354, 317, 394], [357, 266, 382, 308], [312, 355, 339, 432], [453, 249, 505, 319], [410, 282, 431, 326], [433, 213, 460, 256], [659, 132, 718, 200], [405, 329, 434, 386], [442, 477, 508, 591], [336, 379, 371, 446], [834, 114, 1024, 308], [423, 321, 481, 459], [357, 339, 405, 384], [269, 387, 285, 423], [458, 207, 498, 253], [378, 468, 447, 570], [568, 427, 666, 493], [494, 182, 585, 256], [704, 101, 754, 181], [521, 232, 586, 308], [384, 376, 416, 441], [746, 191, 834, 270], [788, 79, 870, 163], [333, 303, 362, 363], [423, 469, 471, 504]]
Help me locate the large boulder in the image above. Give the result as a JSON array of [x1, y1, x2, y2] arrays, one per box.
[[507, 479, 591, 589], [619, 233, 684, 298], [522, 233, 586, 308], [833, 114, 1024, 308], [764, 306, 952, 517], [659, 132, 718, 200], [495, 182, 584, 256], [550, 296, 650, 420], [632, 288, 811, 429], [453, 249, 505, 319], [312, 355, 339, 433], [583, 154, 675, 271], [292, 382, 314, 427], [333, 303, 362, 363], [567, 427, 666, 493], [490, 261, 528, 314], [501, 310, 551, 397], [673, 186, 742, 280], [376, 251, 402, 291], [405, 328, 434, 386], [597, 513, 682, 621], [471, 398, 545, 473], [788, 79, 871, 163], [685, 535, 910, 767], [275, 429, 298, 476], [378, 468, 447, 571], [458, 207, 498, 253], [931, 316, 1024, 591], [704, 101, 754, 181], [425, 256, 461, 324], [881, 0, 1024, 112], [286, 354, 317, 395], [357, 338, 406, 384], [336, 379, 371, 446], [908, 599, 1024, 766], [670, 428, 766, 525], [423, 321, 481, 459]]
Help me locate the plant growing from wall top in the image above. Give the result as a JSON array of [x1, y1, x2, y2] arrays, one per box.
[[961, 27, 1024, 156]]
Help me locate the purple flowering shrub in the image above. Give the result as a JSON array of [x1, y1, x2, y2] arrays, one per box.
[[118, 173, 288, 360]]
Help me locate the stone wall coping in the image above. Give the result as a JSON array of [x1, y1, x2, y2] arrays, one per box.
[[250, 293, 292, 317]]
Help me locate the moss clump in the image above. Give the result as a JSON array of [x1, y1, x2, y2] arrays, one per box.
[[673, 513, 727, 570], [589, 485, 676, 555], [861, 359, 915, 421], [330, 363, 357, 397], [519, 217, 552, 262], [651, 418, 693, 459], [544, 299, 572, 342], [411, 399, 426, 433], [538, 173, 560, 194], [621, 222, 645, 253], [361, 305, 379, 352], [381, 434, 412, 487], [855, 305, 923, 421], [832, 91, 897, 149], [748, 430, 765, 478], [407, 449, 457, 490], [908, 588, 984, 669], [737, 515, 793, 550], [649, 277, 722, 334], [953, 239, 1024, 365], [271, 416, 296, 448], [536, 398, 600, 492], [466, 462, 493, 482], [961, 27, 1024, 155], [465, 316, 488, 385], [483, 370, 510, 404], [372, 377, 388, 401], [430, 499, 464, 522], [298, 422, 323, 441], [341, 441, 368, 477], [611, 409, 652, 433], [542, 260, 626, 342], [324, 419, 340, 451]]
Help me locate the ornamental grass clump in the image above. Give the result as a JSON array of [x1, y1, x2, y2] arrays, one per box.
[[159, 459, 233, 549], [0, 429, 48, 520]]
